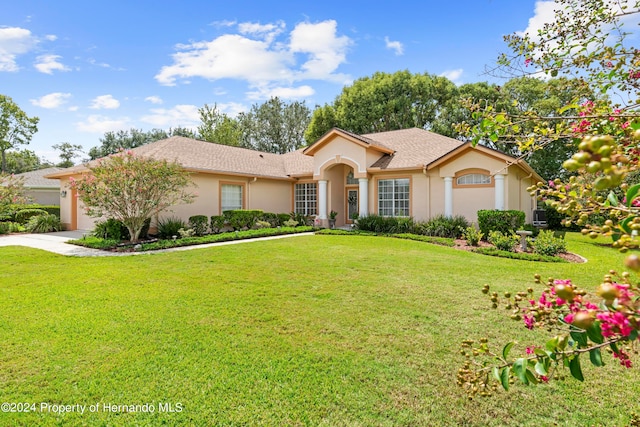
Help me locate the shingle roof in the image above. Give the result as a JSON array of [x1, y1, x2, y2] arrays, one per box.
[[364, 128, 464, 169], [12, 167, 63, 188], [44, 129, 473, 179], [45, 137, 314, 180]]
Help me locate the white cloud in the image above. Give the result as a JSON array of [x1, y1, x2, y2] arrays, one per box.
[[90, 94, 120, 109], [440, 68, 464, 83], [384, 36, 404, 55], [155, 19, 352, 94], [44, 34, 57, 41], [30, 92, 72, 109], [247, 84, 315, 100], [289, 20, 352, 82], [0, 26, 37, 71], [217, 102, 246, 117], [145, 95, 163, 105], [238, 21, 285, 43], [210, 19, 236, 29], [140, 104, 200, 127], [76, 115, 130, 133], [34, 54, 70, 74], [517, 1, 556, 40]]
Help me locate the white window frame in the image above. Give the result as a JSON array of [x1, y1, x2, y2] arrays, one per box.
[[377, 178, 410, 217], [221, 183, 244, 212], [294, 182, 317, 215], [456, 173, 491, 186]]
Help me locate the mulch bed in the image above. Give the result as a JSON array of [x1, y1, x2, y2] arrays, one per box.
[[453, 239, 586, 263]]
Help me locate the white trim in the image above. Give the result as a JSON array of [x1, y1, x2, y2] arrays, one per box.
[[358, 178, 369, 217], [318, 180, 328, 220], [495, 174, 505, 210]]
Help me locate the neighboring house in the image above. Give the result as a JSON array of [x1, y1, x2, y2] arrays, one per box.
[[46, 128, 543, 231], [11, 167, 64, 206]]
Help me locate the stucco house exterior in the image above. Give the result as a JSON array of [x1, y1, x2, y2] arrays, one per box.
[[46, 127, 543, 231], [12, 167, 64, 206]]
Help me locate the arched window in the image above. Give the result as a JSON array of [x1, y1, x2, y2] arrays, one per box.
[[456, 173, 491, 185]]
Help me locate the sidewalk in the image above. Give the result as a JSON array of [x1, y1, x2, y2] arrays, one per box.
[[0, 231, 314, 257]]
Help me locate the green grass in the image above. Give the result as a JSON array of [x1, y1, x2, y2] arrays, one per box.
[[0, 233, 638, 426]]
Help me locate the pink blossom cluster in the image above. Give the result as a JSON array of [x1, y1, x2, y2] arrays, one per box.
[[613, 348, 633, 368], [629, 70, 640, 79]]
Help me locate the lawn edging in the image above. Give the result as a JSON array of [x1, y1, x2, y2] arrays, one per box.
[[68, 226, 315, 252]]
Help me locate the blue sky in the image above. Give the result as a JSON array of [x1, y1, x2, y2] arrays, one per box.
[[2, 0, 553, 163]]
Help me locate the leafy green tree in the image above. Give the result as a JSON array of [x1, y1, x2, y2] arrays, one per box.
[[197, 104, 241, 146], [88, 127, 195, 160], [4, 149, 50, 174], [53, 142, 83, 168], [69, 151, 195, 242], [239, 97, 311, 153], [306, 70, 458, 143], [0, 95, 39, 173], [457, 0, 640, 399], [304, 104, 337, 144]]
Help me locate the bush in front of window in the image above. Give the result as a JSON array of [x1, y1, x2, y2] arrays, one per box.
[[222, 210, 263, 230], [477, 210, 525, 238], [188, 215, 209, 236], [355, 214, 414, 234], [419, 214, 469, 239]]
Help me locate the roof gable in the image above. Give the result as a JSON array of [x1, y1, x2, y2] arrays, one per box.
[[303, 128, 395, 156]]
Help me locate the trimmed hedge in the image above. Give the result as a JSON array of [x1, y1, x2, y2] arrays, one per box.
[[3, 204, 60, 221], [188, 215, 209, 236], [477, 210, 525, 237]]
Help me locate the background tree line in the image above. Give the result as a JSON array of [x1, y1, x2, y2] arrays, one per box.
[[2, 71, 596, 180]]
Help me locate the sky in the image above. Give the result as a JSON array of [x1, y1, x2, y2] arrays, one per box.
[[1, 0, 556, 163]]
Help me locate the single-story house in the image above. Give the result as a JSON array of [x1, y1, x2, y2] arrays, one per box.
[[46, 127, 543, 231], [11, 167, 64, 206]]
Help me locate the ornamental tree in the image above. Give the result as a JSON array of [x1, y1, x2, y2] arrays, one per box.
[[69, 151, 195, 242], [457, 0, 640, 398], [0, 174, 29, 216]]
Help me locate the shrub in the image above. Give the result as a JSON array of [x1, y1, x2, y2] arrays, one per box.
[[178, 227, 196, 238], [188, 215, 209, 236], [223, 210, 263, 230], [421, 215, 468, 238], [488, 230, 519, 252], [93, 218, 127, 240], [26, 213, 62, 233], [93, 218, 150, 241], [277, 213, 292, 226], [290, 212, 314, 226], [356, 214, 408, 233], [210, 215, 226, 233], [4, 204, 60, 221], [157, 216, 187, 239], [0, 222, 9, 234], [477, 210, 525, 237], [530, 229, 567, 256], [463, 226, 483, 246], [255, 220, 272, 229], [283, 219, 298, 227], [14, 208, 48, 224]]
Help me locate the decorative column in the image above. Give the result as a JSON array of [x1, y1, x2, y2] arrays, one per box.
[[494, 174, 505, 210], [318, 180, 328, 219], [444, 176, 453, 217], [358, 178, 369, 217]]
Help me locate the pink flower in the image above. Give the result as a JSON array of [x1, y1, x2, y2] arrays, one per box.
[[564, 313, 574, 324], [597, 311, 633, 337], [622, 121, 630, 129], [523, 314, 535, 330], [526, 346, 535, 355], [524, 58, 532, 67], [540, 375, 550, 382], [613, 349, 633, 368], [548, 180, 555, 188]]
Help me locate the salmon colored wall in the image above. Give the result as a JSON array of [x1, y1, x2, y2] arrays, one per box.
[[313, 136, 368, 178]]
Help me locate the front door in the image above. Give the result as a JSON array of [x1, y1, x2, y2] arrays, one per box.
[[347, 189, 358, 223]]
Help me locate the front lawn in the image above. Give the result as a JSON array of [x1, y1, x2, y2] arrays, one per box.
[[0, 233, 637, 426]]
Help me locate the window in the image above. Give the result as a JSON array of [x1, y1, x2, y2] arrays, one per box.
[[378, 178, 409, 217], [346, 171, 359, 185], [294, 183, 317, 215], [221, 183, 243, 212], [456, 173, 491, 185]]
